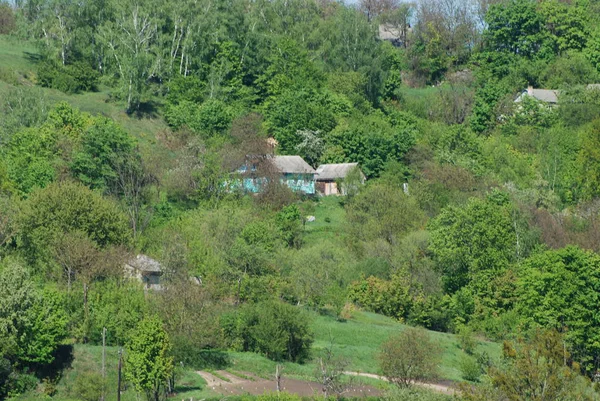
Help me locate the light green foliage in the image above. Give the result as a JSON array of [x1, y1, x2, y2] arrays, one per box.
[[349, 273, 414, 321], [323, 112, 416, 178], [346, 182, 425, 245], [276, 204, 303, 248], [576, 119, 600, 201], [4, 126, 58, 195], [484, 0, 553, 60], [125, 317, 174, 401], [87, 281, 148, 346], [18, 181, 130, 265], [378, 327, 441, 387], [0, 87, 49, 143], [16, 287, 69, 365], [516, 246, 600, 373], [459, 355, 481, 382], [0, 260, 68, 366], [462, 329, 598, 401], [165, 99, 233, 138], [428, 195, 517, 295]]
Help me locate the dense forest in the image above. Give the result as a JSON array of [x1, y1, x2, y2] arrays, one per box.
[[3, 0, 600, 399]]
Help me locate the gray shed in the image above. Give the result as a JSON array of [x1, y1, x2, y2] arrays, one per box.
[[316, 163, 365, 196], [515, 87, 560, 104], [124, 254, 163, 290]]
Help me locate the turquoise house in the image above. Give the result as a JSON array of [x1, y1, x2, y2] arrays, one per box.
[[235, 155, 316, 195]]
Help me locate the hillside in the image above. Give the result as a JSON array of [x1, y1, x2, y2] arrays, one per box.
[[3, 1, 600, 400], [15, 310, 499, 400]]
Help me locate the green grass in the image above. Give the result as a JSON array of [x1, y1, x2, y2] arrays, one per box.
[[14, 311, 500, 400], [229, 310, 501, 383], [302, 196, 347, 247], [0, 34, 169, 147]]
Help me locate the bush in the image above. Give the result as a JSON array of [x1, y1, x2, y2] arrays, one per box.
[[37, 61, 99, 94], [457, 325, 477, 355], [459, 355, 481, 382], [221, 301, 314, 362], [72, 371, 104, 401], [378, 327, 441, 388], [0, 3, 16, 34]]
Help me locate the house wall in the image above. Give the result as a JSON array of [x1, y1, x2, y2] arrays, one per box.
[[282, 173, 315, 194], [237, 174, 315, 194]]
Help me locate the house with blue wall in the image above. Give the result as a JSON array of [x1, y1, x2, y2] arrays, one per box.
[[235, 155, 316, 195]]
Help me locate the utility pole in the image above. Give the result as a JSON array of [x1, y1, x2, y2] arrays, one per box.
[[117, 348, 123, 401], [101, 327, 106, 401]]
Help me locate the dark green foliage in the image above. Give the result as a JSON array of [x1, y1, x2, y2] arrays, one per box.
[[37, 60, 99, 94], [71, 118, 138, 191], [221, 301, 313, 362], [276, 204, 303, 248], [165, 99, 233, 138], [323, 113, 416, 178]]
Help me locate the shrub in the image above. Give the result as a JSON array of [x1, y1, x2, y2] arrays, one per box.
[[378, 327, 441, 388], [221, 301, 314, 362], [37, 60, 99, 94], [0, 3, 16, 34], [457, 325, 477, 355], [459, 355, 481, 382], [72, 371, 104, 401]]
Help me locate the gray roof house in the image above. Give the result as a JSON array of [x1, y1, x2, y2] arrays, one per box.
[[124, 254, 163, 290], [316, 163, 365, 196], [515, 86, 560, 104], [236, 155, 316, 194]]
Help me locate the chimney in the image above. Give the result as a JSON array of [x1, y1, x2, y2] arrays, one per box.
[[527, 85, 534, 95]]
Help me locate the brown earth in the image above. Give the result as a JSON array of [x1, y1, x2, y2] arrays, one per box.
[[196, 370, 382, 397]]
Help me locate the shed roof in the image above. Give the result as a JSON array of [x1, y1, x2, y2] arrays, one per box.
[[587, 84, 600, 90], [128, 254, 162, 273], [316, 163, 360, 181], [271, 156, 316, 174], [515, 89, 560, 104]]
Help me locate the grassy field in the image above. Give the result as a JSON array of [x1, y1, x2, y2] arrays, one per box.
[[15, 310, 500, 400], [0, 35, 168, 146]]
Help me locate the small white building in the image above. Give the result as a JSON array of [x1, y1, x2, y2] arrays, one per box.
[[315, 163, 365, 196], [124, 254, 163, 291], [515, 86, 560, 105]]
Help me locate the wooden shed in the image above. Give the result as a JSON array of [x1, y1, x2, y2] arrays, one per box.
[[315, 163, 365, 196]]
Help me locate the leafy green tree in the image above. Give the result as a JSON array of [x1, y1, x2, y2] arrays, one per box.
[[71, 118, 138, 191], [221, 301, 314, 362], [346, 182, 425, 246], [125, 317, 174, 401], [483, 0, 553, 59], [0, 260, 68, 366], [428, 195, 517, 294], [576, 119, 600, 201], [461, 329, 596, 401], [378, 327, 441, 388], [516, 246, 600, 373], [276, 204, 303, 248], [18, 181, 130, 266]]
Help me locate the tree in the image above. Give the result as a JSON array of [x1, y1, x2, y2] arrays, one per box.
[[0, 3, 16, 34], [346, 182, 425, 246], [125, 317, 174, 401], [483, 0, 552, 59], [0, 260, 68, 366], [18, 181, 130, 267], [428, 196, 517, 294], [461, 329, 597, 401], [516, 246, 600, 374], [576, 119, 600, 201], [378, 327, 441, 388]]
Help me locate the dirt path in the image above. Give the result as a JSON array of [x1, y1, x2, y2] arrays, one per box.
[[195, 370, 381, 397], [343, 371, 456, 395]]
